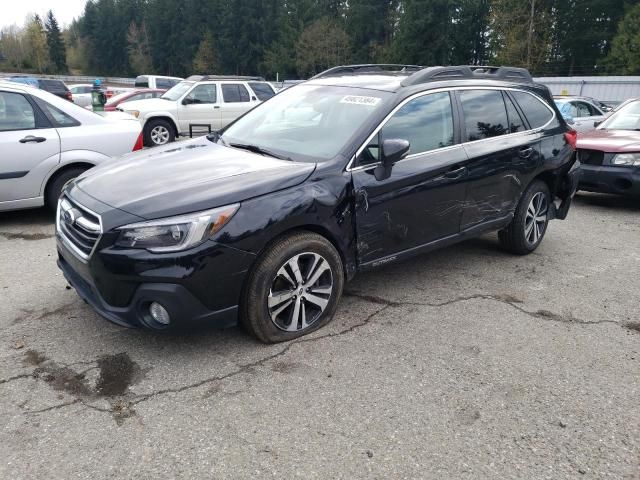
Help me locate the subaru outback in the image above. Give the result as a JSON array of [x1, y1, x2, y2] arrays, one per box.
[[56, 64, 580, 343]]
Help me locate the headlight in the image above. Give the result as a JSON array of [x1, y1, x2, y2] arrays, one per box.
[[115, 204, 239, 252], [126, 110, 140, 118], [612, 153, 640, 166]]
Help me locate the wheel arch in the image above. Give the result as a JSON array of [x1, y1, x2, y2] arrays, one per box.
[[143, 115, 179, 137], [43, 162, 95, 197]]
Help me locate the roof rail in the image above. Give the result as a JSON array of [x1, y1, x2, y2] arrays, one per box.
[[401, 65, 534, 87], [186, 75, 265, 82], [311, 64, 424, 79]]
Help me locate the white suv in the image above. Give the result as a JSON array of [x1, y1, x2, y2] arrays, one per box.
[[119, 75, 276, 146]]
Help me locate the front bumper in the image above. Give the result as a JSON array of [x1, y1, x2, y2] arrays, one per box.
[[57, 234, 255, 330], [579, 164, 640, 196]]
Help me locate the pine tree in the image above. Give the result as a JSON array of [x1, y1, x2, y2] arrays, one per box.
[[295, 17, 351, 77], [605, 2, 640, 74], [45, 10, 68, 73], [193, 31, 219, 74]]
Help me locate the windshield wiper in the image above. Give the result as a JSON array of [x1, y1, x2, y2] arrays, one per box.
[[229, 142, 292, 161]]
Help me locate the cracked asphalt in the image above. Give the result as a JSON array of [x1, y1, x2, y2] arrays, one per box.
[[1, 193, 639, 480]]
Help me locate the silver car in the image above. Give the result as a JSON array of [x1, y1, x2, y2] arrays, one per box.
[[0, 81, 142, 212], [554, 96, 606, 133]]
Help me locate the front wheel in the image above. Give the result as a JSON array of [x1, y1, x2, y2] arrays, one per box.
[[241, 232, 344, 343], [144, 119, 175, 147], [499, 180, 551, 255], [45, 167, 89, 212]]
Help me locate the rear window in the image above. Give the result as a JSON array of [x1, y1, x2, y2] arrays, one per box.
[[221, 84, 250, 103], [135, 76, 149, 88], [248, 82, 275, 101], [512, 91, 553, 129]]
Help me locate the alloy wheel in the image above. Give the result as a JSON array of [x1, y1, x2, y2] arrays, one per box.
[[150, 125, 170, 145], [268, 252, 333, 332], [524, 191, 548, 245]]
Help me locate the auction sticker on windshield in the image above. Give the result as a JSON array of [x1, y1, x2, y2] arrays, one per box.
[[340, 95, 382, 106]]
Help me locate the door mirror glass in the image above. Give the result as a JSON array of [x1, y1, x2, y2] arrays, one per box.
[[182, 97, 193, 105], [381, 138, 410, 166]]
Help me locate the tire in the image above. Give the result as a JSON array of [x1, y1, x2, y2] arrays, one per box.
[[45, 167, 89, 212], [144, 119, 175, 147], [241, 232, 344, 343], [499, 180, 551, 255]]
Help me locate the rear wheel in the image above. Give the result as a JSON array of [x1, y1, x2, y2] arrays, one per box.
[[144, 119, 175, 147], [499, 180, 551, 254], [45, 167, 89, 212], [241, 232, 344, 343]]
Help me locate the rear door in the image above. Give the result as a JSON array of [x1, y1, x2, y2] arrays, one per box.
[[352, 91, 469, 266], [0, 90, 60, 203], [219, 83, 254, 127], [176, 83, 221, 133], [458, 88, 543, 230]]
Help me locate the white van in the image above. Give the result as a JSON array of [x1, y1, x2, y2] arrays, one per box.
[[134, 75, 183, 90]]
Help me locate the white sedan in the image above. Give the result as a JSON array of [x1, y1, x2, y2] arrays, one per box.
[[0, 81, 143, 212], [68, 84, 94, 107]]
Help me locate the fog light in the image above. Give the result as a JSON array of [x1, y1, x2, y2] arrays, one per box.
[[149, 302, 170, 325]]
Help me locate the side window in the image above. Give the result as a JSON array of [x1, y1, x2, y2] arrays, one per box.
[[82, 86, 92, 94], [0, 92, 36, 131], [503, 93, 525, 133], [221, 84, 250, 103], [512, 91, 554, 128], [185, 84, 217, 104], [32, 97, 79, 127], [460, 89, 509, 141], [248, 82, 275, 101], [574, 102, 592, 117], [357, 92, 454, 166]]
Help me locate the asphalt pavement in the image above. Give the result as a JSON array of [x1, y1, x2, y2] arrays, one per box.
[[0, 193, 638, 479]]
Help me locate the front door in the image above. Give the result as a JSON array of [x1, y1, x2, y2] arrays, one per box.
[[0, 90, 60, 203], [177, 83, 221, 134], [352, 91, 469, 266]]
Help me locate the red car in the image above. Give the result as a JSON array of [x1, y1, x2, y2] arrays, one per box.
[[577, 98, 640, 196], [104, 88, 166, 111]]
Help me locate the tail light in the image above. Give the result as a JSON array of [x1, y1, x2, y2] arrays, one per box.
[[65, 91, 73, 102], [132, 132, 144, 152], [564, 129, 577, 151]]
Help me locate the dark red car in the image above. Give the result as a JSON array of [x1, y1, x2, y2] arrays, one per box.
[[577, 99, 640, 196], [104, 88, 166, 111]]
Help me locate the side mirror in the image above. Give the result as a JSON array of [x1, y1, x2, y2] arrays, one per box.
[[594, 121, 602, 128], [251, 96, 257, 101], [381, 138, 410, 166], [182, 97, 193, 105], [374, 138, 410, 181]]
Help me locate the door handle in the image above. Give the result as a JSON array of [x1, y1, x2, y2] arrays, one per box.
[[444, 166, 467, 179], [19, 135, 47, 144], [519, 146, 534, 159], [213, 106, 220, 109]]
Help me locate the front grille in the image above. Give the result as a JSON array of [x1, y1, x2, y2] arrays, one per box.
[[578, 149, 604, 166], [57, 196, 102, 260]]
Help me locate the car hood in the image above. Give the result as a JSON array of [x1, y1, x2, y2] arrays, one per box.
[[577, 129, 640, 152], [76, 137, 316, 220], [117, 97, 174, 113]]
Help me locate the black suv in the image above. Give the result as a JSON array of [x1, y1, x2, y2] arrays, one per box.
[[56, 64, 580, 343]]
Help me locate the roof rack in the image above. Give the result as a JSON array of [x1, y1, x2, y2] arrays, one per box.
[[311, 64, 424, 79], [186, 75, 265, 82], [401, 65, 534, 86]]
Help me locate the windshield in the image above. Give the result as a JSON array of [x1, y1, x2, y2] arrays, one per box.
[[221, 85, 390, 161], [161, 81, 194, 101], [599, 100, 640, 131]]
